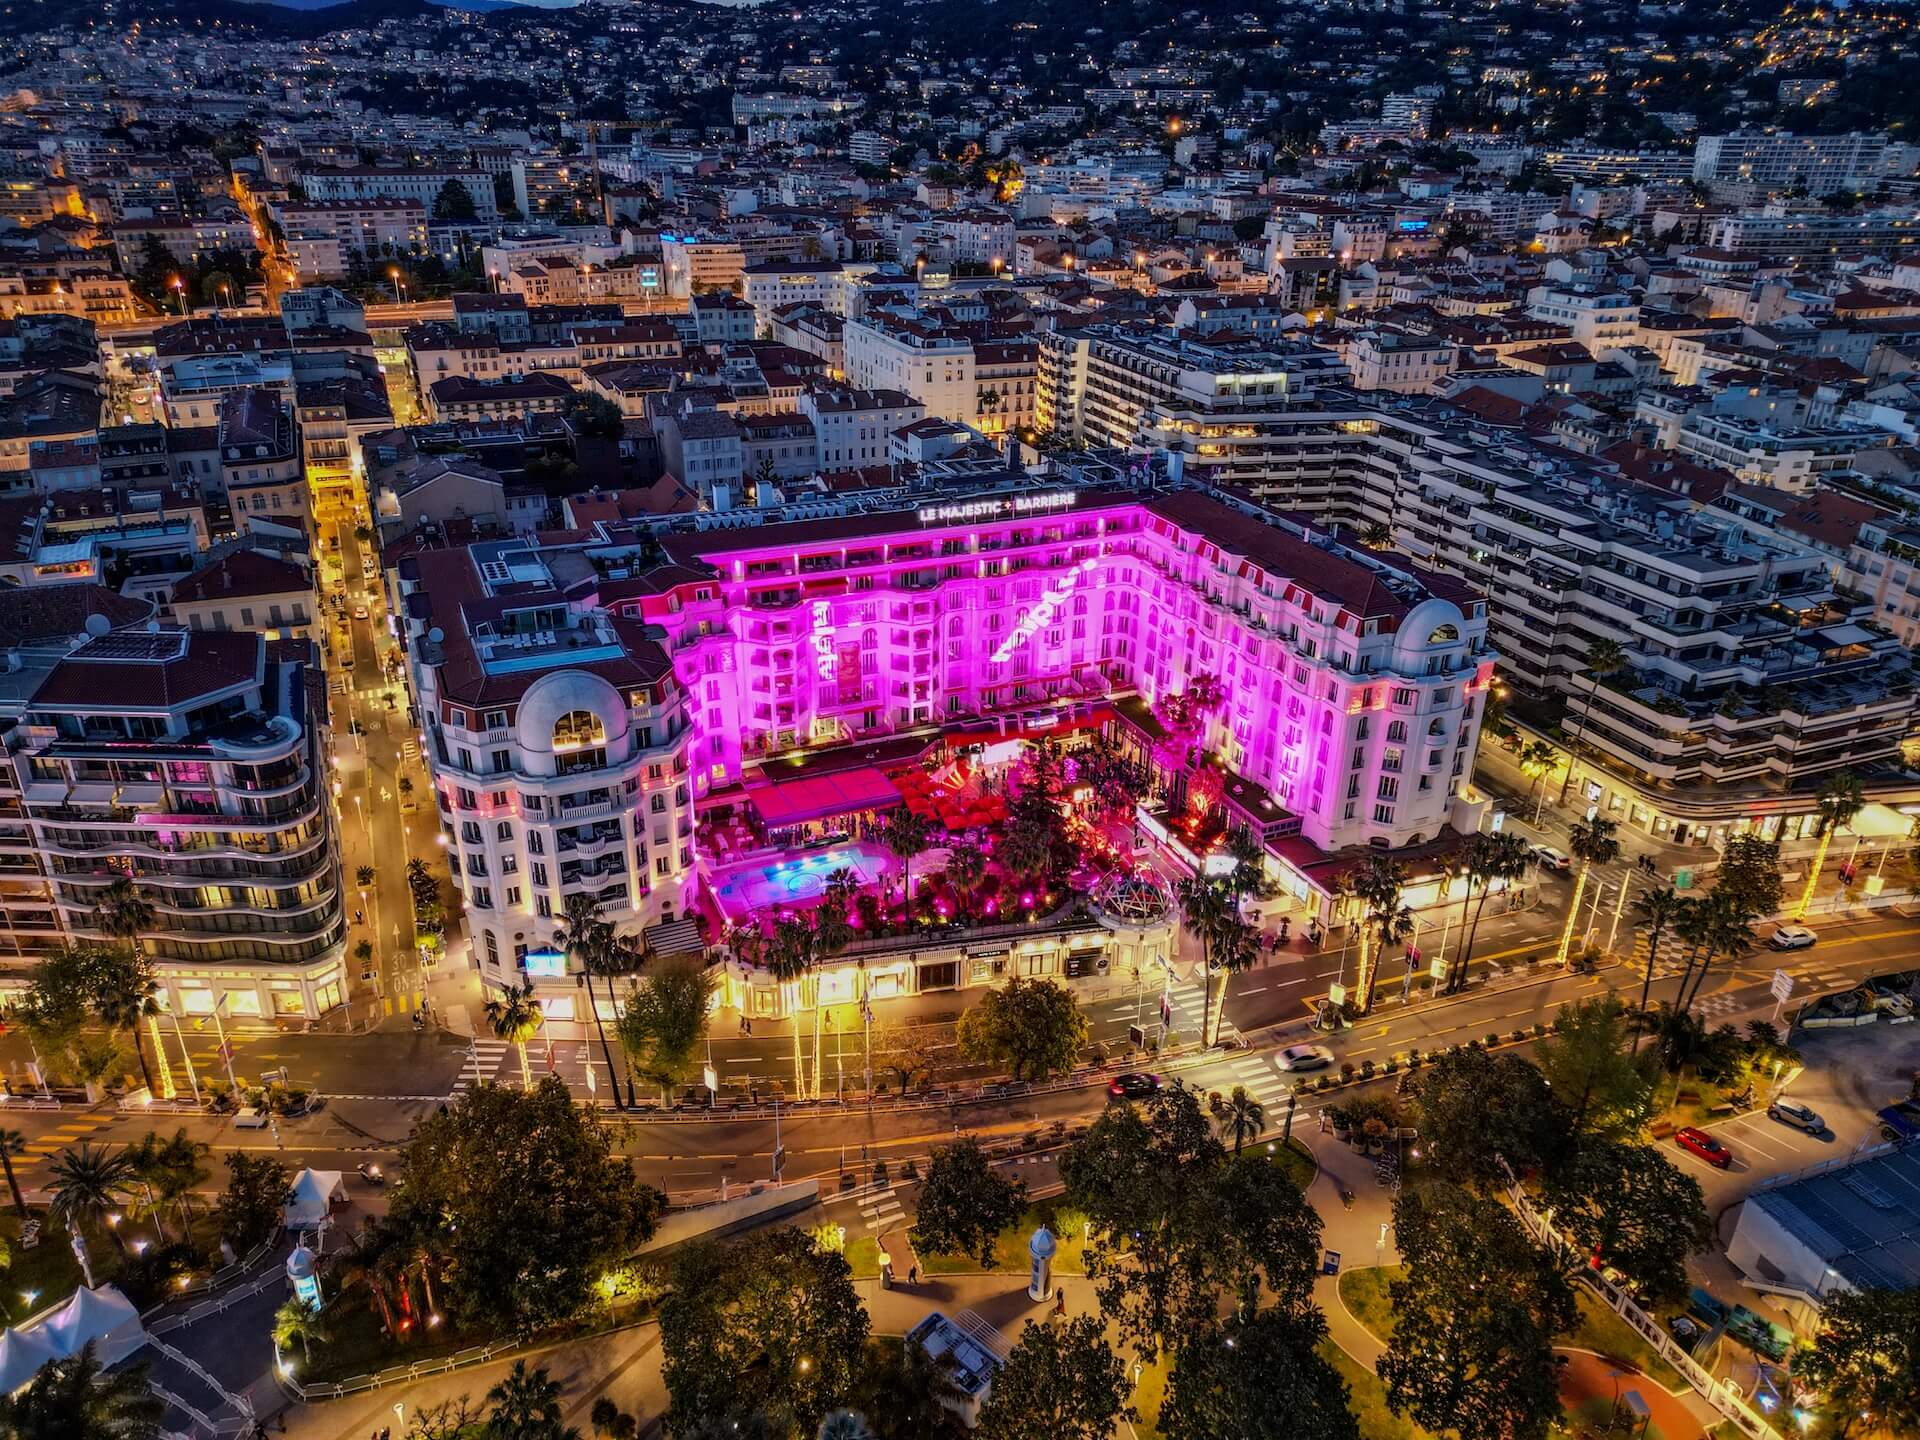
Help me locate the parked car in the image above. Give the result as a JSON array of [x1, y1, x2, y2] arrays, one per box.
[[1107, 1072, 1162, 1100], [1877, 1100, 1920, 1142], [1530, 845, 1571, 873], [1277, 1044, 1336, 1072], [1674, 1126, 1733, 1168], [1767, 925, 1817, 951], [1767, 1100, 1824, 1133]]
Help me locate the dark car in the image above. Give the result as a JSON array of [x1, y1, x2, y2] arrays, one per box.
[[1107, 1072, 1163, 1101], [1878, 1100, 1920, 1143]]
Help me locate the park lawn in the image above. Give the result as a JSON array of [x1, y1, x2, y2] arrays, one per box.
[[844, 1235, 882, 1280], [1336, 1264, 1401, 1342], [1318, 1339, 1437, 1440], [1254, 1135, 1317, 1191], [919, 1197, 1090, 1275], [299, 1296, 471, 1384], [0, 1211, 87, 1318], [1568, 1290, 1688, 1393], [1128, 1353, 1169, 1440]]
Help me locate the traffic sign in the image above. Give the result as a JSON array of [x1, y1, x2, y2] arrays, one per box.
[[1770, 969, 1795, 1002]]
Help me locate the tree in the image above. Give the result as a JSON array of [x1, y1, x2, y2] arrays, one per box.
[[216, 1152, 292, 1251], [0, 1342, 164, 1440], [1629, 887, 1688, 1054], [617, 955, 712, 1103], [955, 977, 1087, 1082], [880, 806, 935, 904], [659, 1229, 870, 1439], [15, 945, 110, 1079], [942, 842, 990, 919], [852, 1336, 967, 1440], [764, 914, 818, 1098], [1714, 834, 1783, 919], [1554, 815, 1620, 968], [1377, 1183, 1576, 1440], [1559, 638, 1626, 803], [1450, 831, 1531, 994], [433, 177, 479, 221], [125, 1127, 208, 1243], [1542, 1138, 1710, 1306], [562, 391, 626, 442], [1342, 854, 1412, 1016], [1674, 890, 1755, 1018], [0, 1129, 27, 1219], [486, 1360, 567, 1440], [391, 1078, 663, 1335], [1516, 739, 1561, 820], [1158, 1308, 1356, 1440], [909, 1138, 1027, 1265], [1792, 771, 1864, 920], [1534, 996, 1652, 1137], [272, 1297, 329, 1365], [873, 1022, 939, 1095], [974, 1316, 1134, 1440], [1401, 1046, 1569, 1189], [1797, 1286, 1920, 1440], [485, 977, 545, 1090], [1216, 1085, 1264, 1154], [1175, 874, 1259, 1045], [46, 1141, 136, 1257], [555, 893, 627, 1111], [89, 948, 163, 1098], [1060, 1084, 1320, 1361]]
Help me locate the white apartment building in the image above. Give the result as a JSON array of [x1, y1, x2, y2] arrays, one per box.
[[1341, 331, 1458, 395], [799, 387, 925, 469], [276, 201, 428, 263], [662, 237, 748, 298], [296, 166, 498, 220], [394, 540, 699, 1012], [1669, 411, 1896, 491], [931, 210, 1017, 268], [1692, 131, 1887, 196], [843, 311, 979, 426], [741, 260, 848, 334], [1525, 285, 1641, 349]]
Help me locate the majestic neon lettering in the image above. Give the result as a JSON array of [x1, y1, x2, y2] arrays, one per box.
[[916, 490, 1078, 524], [992, 558, 1098, 663]]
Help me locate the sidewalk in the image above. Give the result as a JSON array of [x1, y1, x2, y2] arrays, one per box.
[[267, 1273, 1105, 1440]]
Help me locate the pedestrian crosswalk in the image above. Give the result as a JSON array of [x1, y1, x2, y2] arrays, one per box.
[[450, 1039, 512, 1095], [856, 1185, 904, 1235], [15, 1112, 118, 1174], [1210, 1052, 1301, 1115]]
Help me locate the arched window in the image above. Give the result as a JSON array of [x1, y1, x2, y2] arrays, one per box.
[[1426, 624, 1459, 644], [553, 710, 606, 752]]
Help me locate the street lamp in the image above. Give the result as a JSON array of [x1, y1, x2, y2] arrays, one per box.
[[170, 276, 185, 317]]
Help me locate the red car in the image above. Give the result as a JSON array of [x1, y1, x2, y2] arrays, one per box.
[[1675, 1127, 1732, 1169]]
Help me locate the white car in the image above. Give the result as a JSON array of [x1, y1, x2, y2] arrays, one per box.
[[353, 604, 369, 621], [1530, 844, 1571, 873], [1768, 925, 1817, 951], [1767, 1100, 1824, 1133], [1277, 1043, 1336, 1073]]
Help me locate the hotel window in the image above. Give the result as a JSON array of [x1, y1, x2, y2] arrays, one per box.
[[1372, 803, 1395, 824]]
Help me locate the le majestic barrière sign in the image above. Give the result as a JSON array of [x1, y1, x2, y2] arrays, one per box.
[[917, 490, 1079, 524]]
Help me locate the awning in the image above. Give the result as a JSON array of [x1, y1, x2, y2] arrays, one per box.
[[745, 766, 902, 827]]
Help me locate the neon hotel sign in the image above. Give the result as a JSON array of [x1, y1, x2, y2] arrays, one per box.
[[992, 557, 1099, 663], [917, 490, 1079, 525]]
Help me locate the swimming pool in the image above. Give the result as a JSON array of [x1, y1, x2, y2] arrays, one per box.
[[708, 841, 894, 921]]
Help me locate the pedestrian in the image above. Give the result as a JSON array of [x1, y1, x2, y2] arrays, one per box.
[[745, 1017, 753, 1036], [908, 1263, 919, 1285]]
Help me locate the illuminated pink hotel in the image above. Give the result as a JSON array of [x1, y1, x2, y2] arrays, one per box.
[[396, 482, 1495, 1011]]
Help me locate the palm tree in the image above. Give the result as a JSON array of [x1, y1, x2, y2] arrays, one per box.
[[0, 1342, 165, 1440], [484, 978, 544, 1090], [1517, 739, 1561, 822], [880, 807, 934, 908], [335, 1218, 401, 1338], [91, 953, 162, 1098], [1679, 892, 1754, 1016], [1629, 888, 1688, 1055], [1176, 876, 1256, 1045], [817, 1413, 876, 1440], [0, 1129, 26, 1220], [943, 842, 988, 918], [46, 1141, 135, 1257], [1555, 816, 1621, 968], [764, 914, 817, 1099], [272, 1297, 329, 1365], [555, 894, 625, 1112], [92, 876, 156, 955], [1450, 831, 1531, 995], [1791, 771, 1865, 920], [1558, 638, 1626, 804], [1217, 1085, 1265, 1154], [1346, 855, 1412, 1015], [486, 1360, 566, 1440]]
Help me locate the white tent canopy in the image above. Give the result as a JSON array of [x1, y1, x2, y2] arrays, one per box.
[[44, 1284, 144, 1368], [0, 1326, 58, 1394], [283, 1167, 347, 1228]]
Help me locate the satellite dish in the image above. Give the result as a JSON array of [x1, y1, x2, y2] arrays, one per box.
[[83, 613, 111, 638], [428, 626, 444, 644]]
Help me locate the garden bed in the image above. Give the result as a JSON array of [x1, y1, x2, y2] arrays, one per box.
[[918, 1196, 1090, 1276]]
